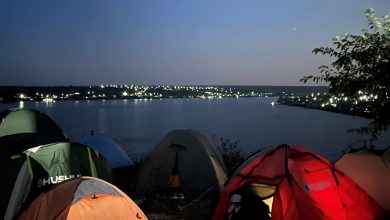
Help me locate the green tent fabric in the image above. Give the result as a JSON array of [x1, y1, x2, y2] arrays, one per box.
[[133, 129, 227, 197], [0, 108, 68, 161], [0, 108, 113, 219], [0, 142, 113, 220]]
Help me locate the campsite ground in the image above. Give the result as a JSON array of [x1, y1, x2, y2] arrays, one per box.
[[137, 197, 213, 220], [115, 171, 216, 220]]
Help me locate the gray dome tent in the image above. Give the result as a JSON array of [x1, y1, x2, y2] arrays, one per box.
[[133, 129, 227, 197]]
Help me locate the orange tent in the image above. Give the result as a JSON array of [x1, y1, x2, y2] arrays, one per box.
[[213, 145, 385, 220], [18, 176, 147, 220], [336, 147, 390, 212]]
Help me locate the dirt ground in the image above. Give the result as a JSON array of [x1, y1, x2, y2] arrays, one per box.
[[113, 166, 218, 220], [136, 197, 214, 220]]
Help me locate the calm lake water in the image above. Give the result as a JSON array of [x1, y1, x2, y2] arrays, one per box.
[[1, 97, 389, 161]]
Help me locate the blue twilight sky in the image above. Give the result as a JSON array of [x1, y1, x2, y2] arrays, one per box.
[[0, 0, 389, 86]]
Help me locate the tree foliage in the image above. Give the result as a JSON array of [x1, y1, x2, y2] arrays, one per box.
[[301, 9, 390, 141]]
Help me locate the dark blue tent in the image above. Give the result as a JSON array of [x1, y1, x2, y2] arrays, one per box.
[[78, 132, 133, 169]]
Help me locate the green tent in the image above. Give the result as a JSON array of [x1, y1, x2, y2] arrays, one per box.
[[132, 129, 227, 197], [0, 109, 113, 219], [0, 108, 68, 161], [0, 142, 113, 220]]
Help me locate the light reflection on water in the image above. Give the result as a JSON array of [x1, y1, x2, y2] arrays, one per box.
[[1, 97, 389, 161]]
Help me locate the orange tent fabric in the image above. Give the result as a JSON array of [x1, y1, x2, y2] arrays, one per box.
[[18, 176, 147, 220], [213, 145, 385, 220], [336, 148, 390, 212]]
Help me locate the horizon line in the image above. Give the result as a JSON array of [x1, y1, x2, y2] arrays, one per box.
[[0, 84, 329, 87]]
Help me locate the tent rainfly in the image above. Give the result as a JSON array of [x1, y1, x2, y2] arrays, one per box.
[[78, 131, 133, 169], [213, 145, 386, 220], [17, 176, 147, 220], [0, 108, 115, 220], [336, 147, 390, 212], [0, 108, 68, 161], [133, 129, 227, 197]]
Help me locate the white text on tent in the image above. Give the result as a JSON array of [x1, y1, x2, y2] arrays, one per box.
[[37, 174, 81, 188]]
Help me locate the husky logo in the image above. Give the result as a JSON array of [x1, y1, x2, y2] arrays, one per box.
[[37, 174, 82, 188]]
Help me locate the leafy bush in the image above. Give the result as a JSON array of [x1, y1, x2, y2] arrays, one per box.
[[218, 138, 246, 177]]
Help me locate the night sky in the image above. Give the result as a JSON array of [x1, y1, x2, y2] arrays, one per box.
[[1, 0, 389, 86]]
